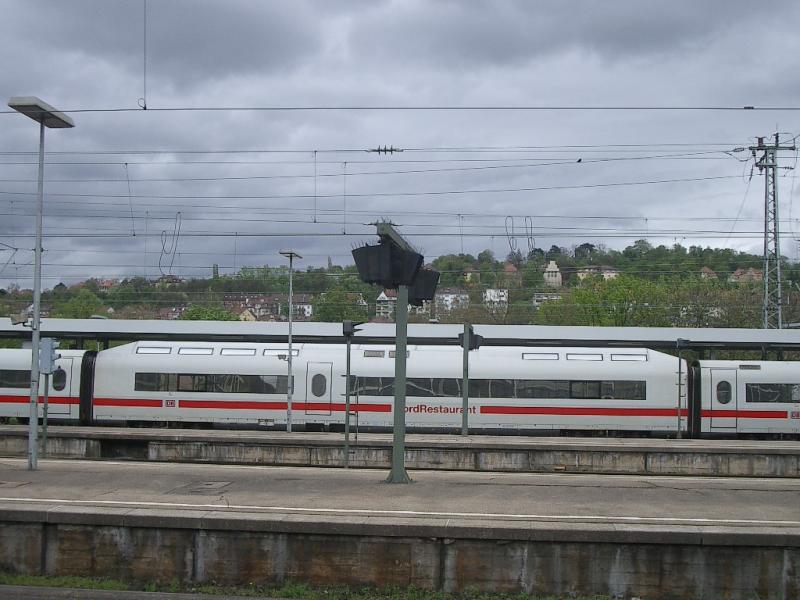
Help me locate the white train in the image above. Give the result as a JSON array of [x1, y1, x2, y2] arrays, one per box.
[[1, 341, 799, 437]]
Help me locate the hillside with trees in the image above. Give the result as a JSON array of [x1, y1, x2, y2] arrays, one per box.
[[1, 240, 797, 327]]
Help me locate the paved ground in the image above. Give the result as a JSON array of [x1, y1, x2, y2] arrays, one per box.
[[0, 457, 798, 527]]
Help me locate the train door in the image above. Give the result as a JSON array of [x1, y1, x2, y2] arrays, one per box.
[[305, 362, 332, 415], [709, 368, 737, 430], [41, 358, 73, 417]]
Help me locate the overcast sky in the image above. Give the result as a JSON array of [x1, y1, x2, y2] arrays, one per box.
[[2, 0, 800, 289]]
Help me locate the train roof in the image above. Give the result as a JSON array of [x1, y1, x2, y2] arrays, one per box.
[[2, 318, 800, 351]]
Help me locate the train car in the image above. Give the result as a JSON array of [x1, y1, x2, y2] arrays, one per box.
[[88, 341, 689, 434], [695, 360, 800, 436], [0, 349, 87, 421], [351, 344, 688, 433], [91, 341, 324, 426]]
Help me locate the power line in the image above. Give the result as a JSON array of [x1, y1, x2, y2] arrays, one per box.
[[0, 105, 796, 116], [0, 150, 737, 184]]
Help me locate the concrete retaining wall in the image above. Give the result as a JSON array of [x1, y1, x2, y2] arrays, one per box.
[[1, 426, 799, 477], [0, 506, 797, 599]]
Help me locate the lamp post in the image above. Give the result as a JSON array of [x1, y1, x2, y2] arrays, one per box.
[[279, 250, 301, 432], [8, 97, 74, 471]]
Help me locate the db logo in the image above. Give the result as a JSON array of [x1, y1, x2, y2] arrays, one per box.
[[791, 411, 800, 419], [165, 399, 176, 408]]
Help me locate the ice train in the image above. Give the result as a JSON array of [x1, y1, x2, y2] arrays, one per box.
[[0, 341, 798, 437]]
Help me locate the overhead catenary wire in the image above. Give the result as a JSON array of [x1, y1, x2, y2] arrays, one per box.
[[1, 104, 799, 116]]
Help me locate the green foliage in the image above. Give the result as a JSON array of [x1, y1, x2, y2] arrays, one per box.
[[20, 239, 793, 329], [180, 304, 239, 321], [51, 288, 105, 319], [0, 572, 611, 599], [312, 287, 369, 322]]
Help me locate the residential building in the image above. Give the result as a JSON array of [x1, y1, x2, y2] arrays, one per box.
[[728, 267, 763, 284], [543, 261, 563, 288], [376, 289, 397, 319], [576, 265, 620, 281], [434, 288, 470, 316], [483, 288, 508, 310], [700, 267, 718, 279]]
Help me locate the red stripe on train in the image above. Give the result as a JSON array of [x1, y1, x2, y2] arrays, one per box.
[[0, 395, 78, 405], [700, 409, 787, 419], [481, 406, 689, 417], [94, 398, 163, 408]]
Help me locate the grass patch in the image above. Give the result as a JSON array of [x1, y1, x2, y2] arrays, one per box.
[[0, 572, 128, 591], [0, 573, 615, 599]]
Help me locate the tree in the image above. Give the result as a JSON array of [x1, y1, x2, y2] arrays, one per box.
[[574, 243, 597, 260], [506, 249, 523, 267], [180, 304, 239, 321], [52, 289, 105, 319], [538, 275, 670, 327], [312, 288, 369, 322]]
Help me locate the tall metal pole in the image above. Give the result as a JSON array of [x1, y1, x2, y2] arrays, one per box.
[[750, 134, 795, 329], [461, 323, 470, 436], [387, 285, 411, 483], [344, 333, 352, 468], [764, 142, 780, 328], [287, 254, 294, 432], [28, 121, 45, 471]]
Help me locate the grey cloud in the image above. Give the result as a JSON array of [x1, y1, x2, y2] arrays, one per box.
[[349, 0, 791, 69], [5, 0, 323, 91]]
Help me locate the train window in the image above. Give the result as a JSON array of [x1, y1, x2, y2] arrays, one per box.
[[515, 379, 569, 399], [351, 376, 393, 396], [606, 381, 646, 400], [178, 374, 207, 392], [135, 372, 289, 394], [220, 348, 256, 356], [52, 368, 67, 391], [522, 353, 559, 360], [571, 380, 602, 399], [178, 348, 214, 355], [311, 374, 327, 397], [716, 381, 732, 404], [611, 354, 647, 362], [363, 350, 385, 358], [263, 349, 299, 356], [739, 364, 761, 370], [135, 372, 172, 392], [441, 378, 461, 397], [0, 369, 30, 389], [388, 351, 410, 358], [566, 353, 603, 361], [136, 346, 171, 354], [745, 383, 800, 403], [407, 378, 435, 397]]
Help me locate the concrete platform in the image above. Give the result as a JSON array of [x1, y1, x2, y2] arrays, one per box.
[[0, 425, 799, 477], [0, 458, 798, 599]]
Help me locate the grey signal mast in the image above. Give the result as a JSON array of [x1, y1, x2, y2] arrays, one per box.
[[750, 134, 796, 329]]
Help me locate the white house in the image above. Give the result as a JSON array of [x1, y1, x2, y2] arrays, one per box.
[[543, 261, 563, 288]]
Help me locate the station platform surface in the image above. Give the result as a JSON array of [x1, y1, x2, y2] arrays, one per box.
[[1, 456, 799, 536]]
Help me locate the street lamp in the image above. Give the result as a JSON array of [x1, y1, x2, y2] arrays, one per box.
[[279, 250, 301, 432], [8, 97, 74, 471]]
